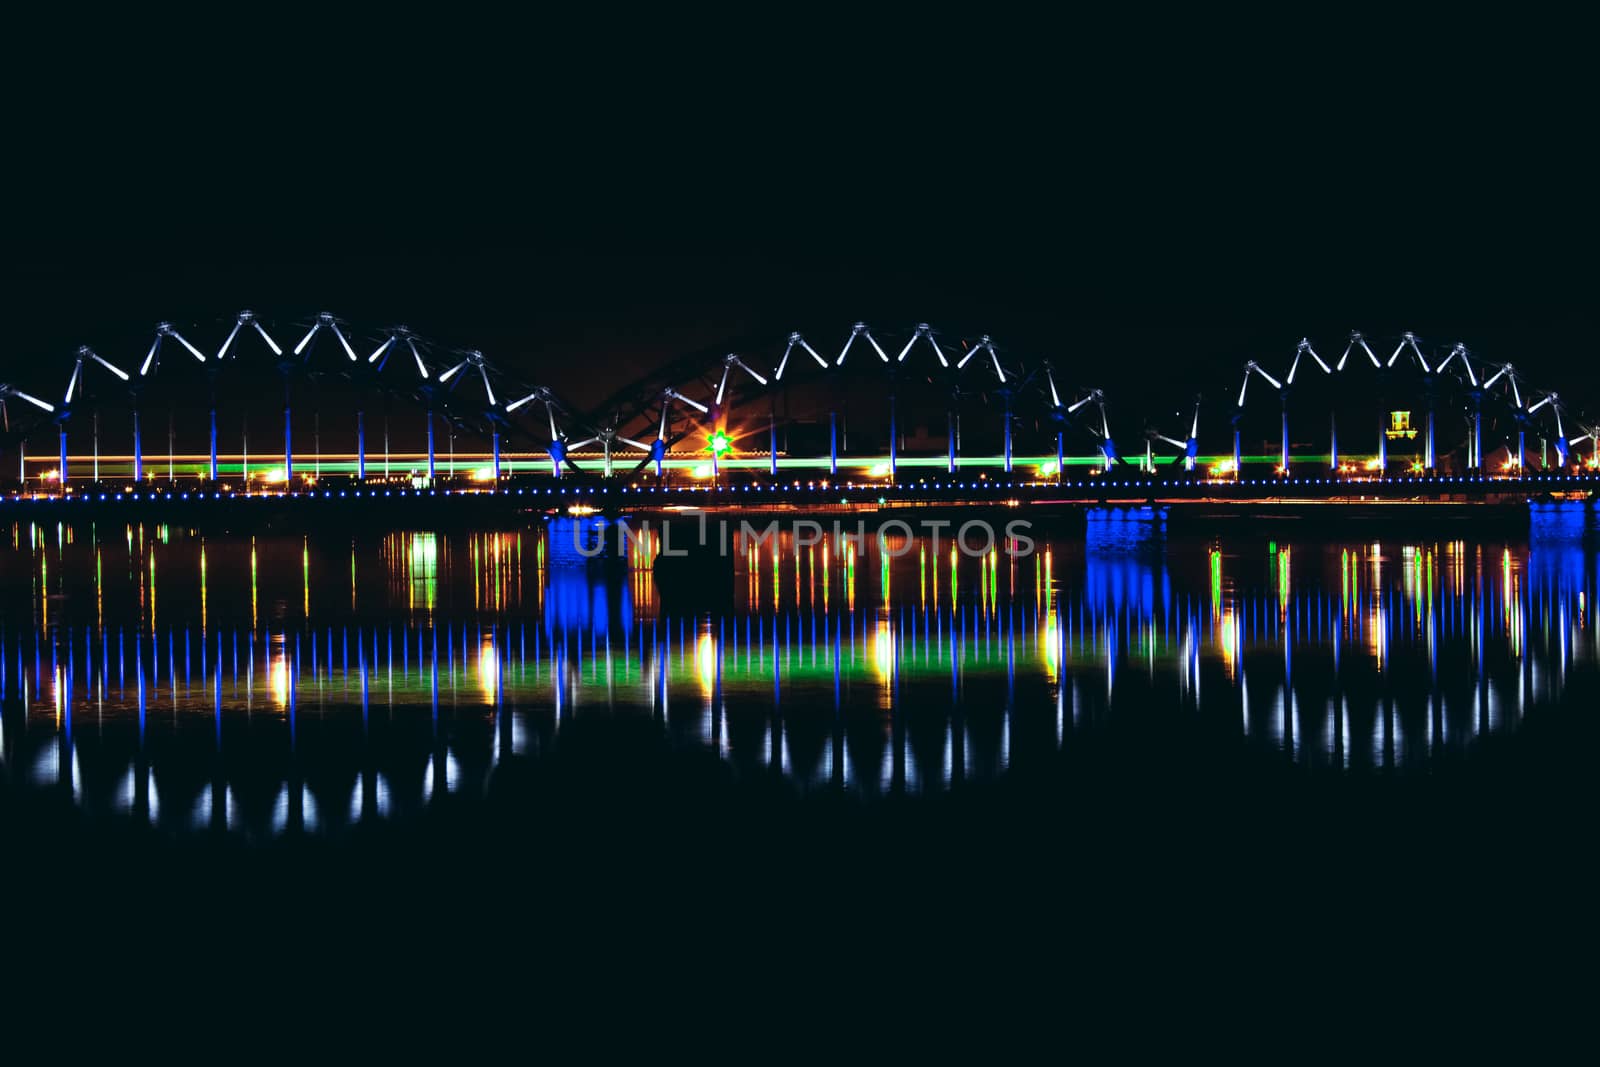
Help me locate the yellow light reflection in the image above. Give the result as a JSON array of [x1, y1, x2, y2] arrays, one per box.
[[696, 633, 717, 695], [270, 648, 289, 709], [478, 637, 499, 702], [1219, 607, 1237, 680], [1041, 611, 1059, 683], [873, 620, 895, 683]]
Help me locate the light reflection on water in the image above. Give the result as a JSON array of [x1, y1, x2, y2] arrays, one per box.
[[0, 507, 1596, 838]]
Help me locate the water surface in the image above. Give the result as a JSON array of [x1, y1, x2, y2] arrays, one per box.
[[2, 507, 1596, 840]]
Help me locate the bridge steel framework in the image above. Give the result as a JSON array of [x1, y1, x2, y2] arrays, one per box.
[[2, 315, 1595, 495]]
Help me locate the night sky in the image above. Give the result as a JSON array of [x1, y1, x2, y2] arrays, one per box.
[[8, 19, 1594, 432]]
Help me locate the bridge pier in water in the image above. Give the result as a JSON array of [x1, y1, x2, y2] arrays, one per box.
[[356, 411, 366, 480]]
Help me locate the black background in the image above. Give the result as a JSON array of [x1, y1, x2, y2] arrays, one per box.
[[3, 11, 1596, 1043], [6, 14, 1594, 422]]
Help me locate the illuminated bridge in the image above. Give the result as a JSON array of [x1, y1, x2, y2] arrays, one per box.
[[2, 314, 1596, 509]]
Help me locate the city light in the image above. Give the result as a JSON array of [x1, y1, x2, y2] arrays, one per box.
[[868, 462, 891, 478], [471, 465, 497, 482], [708, 430, 731, 457]]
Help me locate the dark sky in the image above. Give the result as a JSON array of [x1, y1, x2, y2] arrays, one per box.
[[7, 16, 1595, 429]]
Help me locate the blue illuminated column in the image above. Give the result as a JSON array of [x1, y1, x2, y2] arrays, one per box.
[[133, 409, 143, 483], [889, 395, 898, 480], [1424, 408, 1435, 471], [1056, 432, 1064, 484], [1470, 402, 1482, 472], [426, 412, 436, 480], [1232, 427, 1241, 477], [1377, 411, 1387, 474], [1003, 397, 1013, 474], [59, 429, 68, 487], [829, 412, 838, 476], [948, 412, 957, 473], [769, 413, 777, 478], [209, 409, 218, 481], [284, 403, 293, 483], [1279, 399, 1290, 472], [1517, 428, 1526, 472], [492, 430, 501, 484], [1329, 412, 1339, 471], [356, 411, 366, 480]]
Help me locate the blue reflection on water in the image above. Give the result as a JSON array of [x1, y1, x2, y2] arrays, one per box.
[[1, 506, 1597, 838], [1084, 506, 1168, 620], [545, 518, 633, 639]]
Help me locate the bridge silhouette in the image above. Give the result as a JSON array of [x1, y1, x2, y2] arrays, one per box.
[[2, 313, 1596, 503]]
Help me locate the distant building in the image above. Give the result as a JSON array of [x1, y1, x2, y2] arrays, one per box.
[[1385, 411, 1418, 441]]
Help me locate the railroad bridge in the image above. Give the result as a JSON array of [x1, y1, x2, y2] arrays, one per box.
[[2, 314, 1595, 503]]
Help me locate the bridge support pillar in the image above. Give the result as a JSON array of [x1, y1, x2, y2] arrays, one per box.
[[889, 395, 897, 481], [1003, 402, 1013, 474], [1232, 428, 1241, 479], [356, 411, 366, 480], [426, 412, 436, 481], [284, 405, 293, 483], [1424, 409, 1435, 471], [1517, 430, 1525, 473], [1056, 432, 1064, 484], [492, 431, 501, 486], [1377, 413, 1386, 475], [1330, 413, 1339, 471], [58, 429, 67, 489], [1280, 402, 1290, 473], [133, 409, 143, 483], [769, 413, 777, 478], [829, 412, 838, 476], [209, 409, 218, 481], [1470, 408, 1481, 472], [947, 412, 957, 474]]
